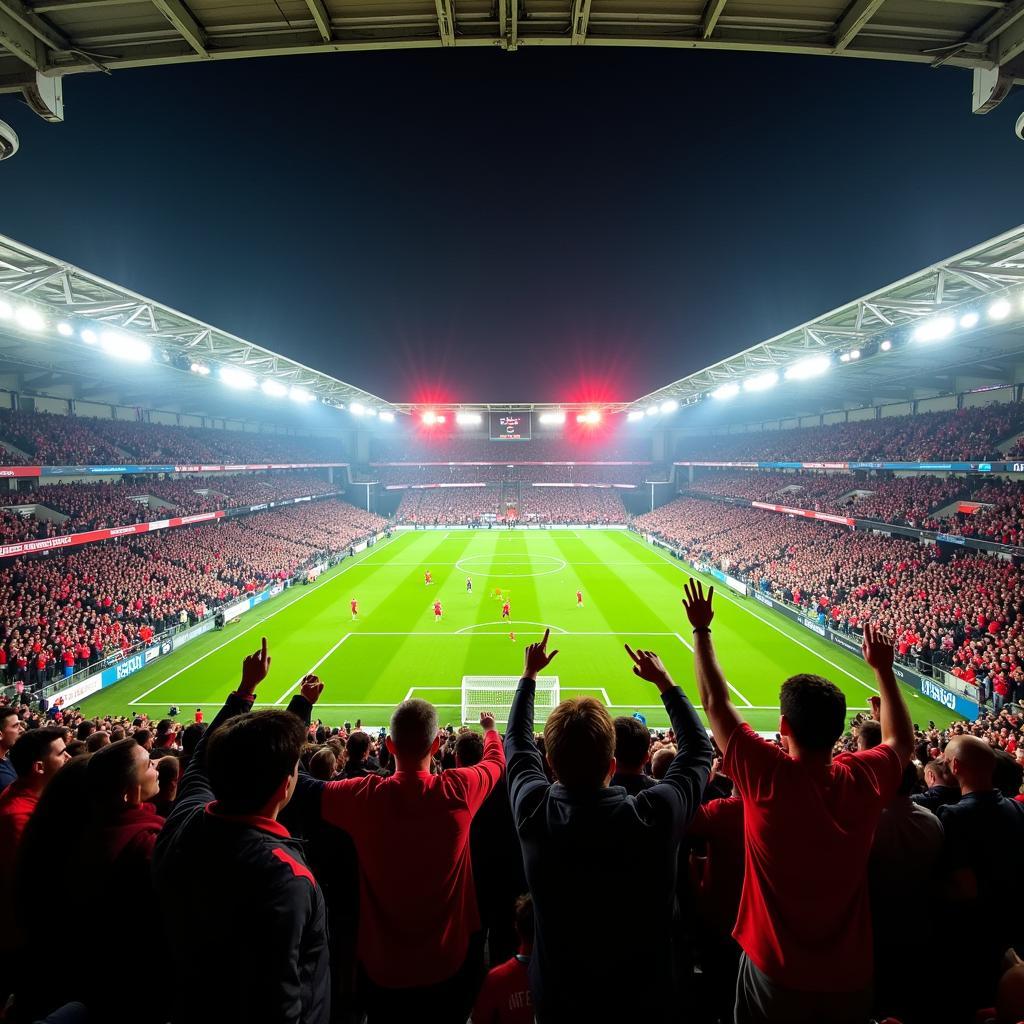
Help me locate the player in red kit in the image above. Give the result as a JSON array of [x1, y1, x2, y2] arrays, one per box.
[[425, 571, 433, 586], [350, 599, 358, 621], [433, 600, 443, 622], [194, 707, 203, 724], [576, 589, 583, 608], [502, 601, 511, 620]]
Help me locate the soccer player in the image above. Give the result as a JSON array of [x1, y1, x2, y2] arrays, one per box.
[[350, 598, 358, 621], [434, 599, 443, 622], [466, 577, 473, 593], [502, 600, 511, 620], [576, 589, 583, 608], [425, 571, 433, 586], [194, 707, 203, 724]]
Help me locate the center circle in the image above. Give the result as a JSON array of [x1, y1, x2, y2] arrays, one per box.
[[455, 554, 567, 578]]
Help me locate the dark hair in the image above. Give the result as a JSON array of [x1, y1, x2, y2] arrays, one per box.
[[207, 710, 306, 814], [10, 727, 65, 777], [0, 706, 19, 727], [65, 740, 87, 758], [156, 719, 174, 739], [897, 762, 919, 797], [779, 674, 846, 751], [993, 748, 1024, 799], [613, 716, 651, 770], [389, 700, 438, 760], [87, 738, 143, 807], [76, 721, 96, 741], [514, 893, 535, 944], [181, 722, 205, 759], [110, 726, 126, 742], [544, 697, 615, 789], [156, 757, 180, 786], [134, 729, 152, 747], [309, 747, 337, 781], [85, 731, 111, 754], [346, 730, 371, 763], [924, 758, 954, 786], [455, 731, 484, 767], [857, 720, 882, 750]]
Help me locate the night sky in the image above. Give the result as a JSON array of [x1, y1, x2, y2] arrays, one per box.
[[1, 48, 1022, 404]]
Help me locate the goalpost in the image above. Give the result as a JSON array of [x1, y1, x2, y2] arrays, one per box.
[[461, 675, 560, 726]]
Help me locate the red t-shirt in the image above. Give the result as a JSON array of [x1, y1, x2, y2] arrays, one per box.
[[350, 601, 358, 612], [688, 795, 745, 935], [472, 955, 533, 1024], [433, 602, 442, 615], [723, 724, 902, 992], [320, 730, 505, 988]]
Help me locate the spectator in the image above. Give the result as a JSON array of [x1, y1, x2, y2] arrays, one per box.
[[153, 639, 330, 1024], [683, 579, 912, 1024], [312, 695, 505, 1021], [939, 735, 1024, 1015], [471, 894, 535, 1024], [342, 730, 380, 779], [911, 757, 960, 812], [0, 705, 24, 792], [610, 714, 656, 793], [153, 755, 180, 816], [504, 630, 712, 1019]]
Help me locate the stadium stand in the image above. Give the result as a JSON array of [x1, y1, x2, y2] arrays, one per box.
[[675, 402, 1024, 462], [371, 436, 652, 462], [0, 407, 344, 465]]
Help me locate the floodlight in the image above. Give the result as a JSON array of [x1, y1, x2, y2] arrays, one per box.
[[422, 411, 437, 425], [626, 410, 645, 422], [913, 317, 954, 343], [80, 329, 97, 345], [15, 307, 45, 332], [366, 409, 378, 418], [660, 399, 678, 414], [711, 383, 740, 400], [645, 406, 659, 417], [456, 411, 482, 426], [56, 322, 73, 337], [261, 379, 288, 398], [289, 386, 314, 403], [190, 362, 210, 375], [436, 414, 446, 423], [840, 353, 850, 364], [378, 411, 395, 423], [220, 366, 256, 389], [538, 411, 566, 425], [350, 401, 365, 416], [0, 299, 11, 320], [988, 299, 1011, 321], [850, 349, 860, 360], [100, 330, 151, 363], [959, 312, 980, 329], [743, 371, 779, 392], [880, 340, 892, 352], [576, 410, 601, 424], [784, 356, 830, 382]]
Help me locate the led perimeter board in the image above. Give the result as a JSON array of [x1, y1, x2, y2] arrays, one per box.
[[490, 411, 532, 441]]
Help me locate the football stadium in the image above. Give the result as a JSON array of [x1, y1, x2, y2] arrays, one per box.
[[2, 13, 1024, 1024]]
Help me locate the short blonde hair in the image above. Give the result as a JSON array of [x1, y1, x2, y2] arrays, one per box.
[[543, 697, 615, 789]]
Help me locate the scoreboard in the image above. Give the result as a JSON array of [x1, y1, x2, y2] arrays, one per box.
[[490, 411, 531, 441]]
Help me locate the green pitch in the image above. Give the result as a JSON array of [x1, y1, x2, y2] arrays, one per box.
[[77, 529, 959, 732]]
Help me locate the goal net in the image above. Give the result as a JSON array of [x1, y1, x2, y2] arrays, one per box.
[[461, 675, 560, 726]]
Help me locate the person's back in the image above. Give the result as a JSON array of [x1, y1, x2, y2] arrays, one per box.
[[153, 644, 330, 1024], [505, 634, 712, 1019], [317, 698, 504, 1020], [472, 894, 534, 1024]]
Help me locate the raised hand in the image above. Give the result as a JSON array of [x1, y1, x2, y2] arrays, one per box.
[[300, 674, 324, 705], [682, 578, 715, 631], [861, 623, 895, 673], [239, 637, 272, 695], [625, 644, 673, 693], [524, 628, 559, 680], [479, 711, 496, 731]]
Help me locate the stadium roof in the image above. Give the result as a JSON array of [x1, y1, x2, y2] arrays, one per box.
[[632, 223, 1024, 426], [0, 232, 394, 421], [0, 0, 1022, 122]]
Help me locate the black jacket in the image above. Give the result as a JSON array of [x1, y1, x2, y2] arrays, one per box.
[[505, 677, 712, 1019], [153, 690, 330, 1024]]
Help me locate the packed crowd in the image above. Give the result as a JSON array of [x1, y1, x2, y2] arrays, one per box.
[[396, 486, 628, 525], [0, 471, 339, 536], [0, 407, 345, 466], [369, 463, 654, 485], [636, 497, 1024, 705], [372, 437, 653, 463], [2, 596, 1020, 1024], [0, 499, 384, 691], [676, 402, 1024, 463]]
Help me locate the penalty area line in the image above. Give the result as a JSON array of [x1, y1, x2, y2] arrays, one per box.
[[674, 632, 753, 708]]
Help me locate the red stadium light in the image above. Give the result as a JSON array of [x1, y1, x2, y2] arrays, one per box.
[[422, 411, 437, 425], [576, 410, 601, 425], [437, 414, 447, 424]]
